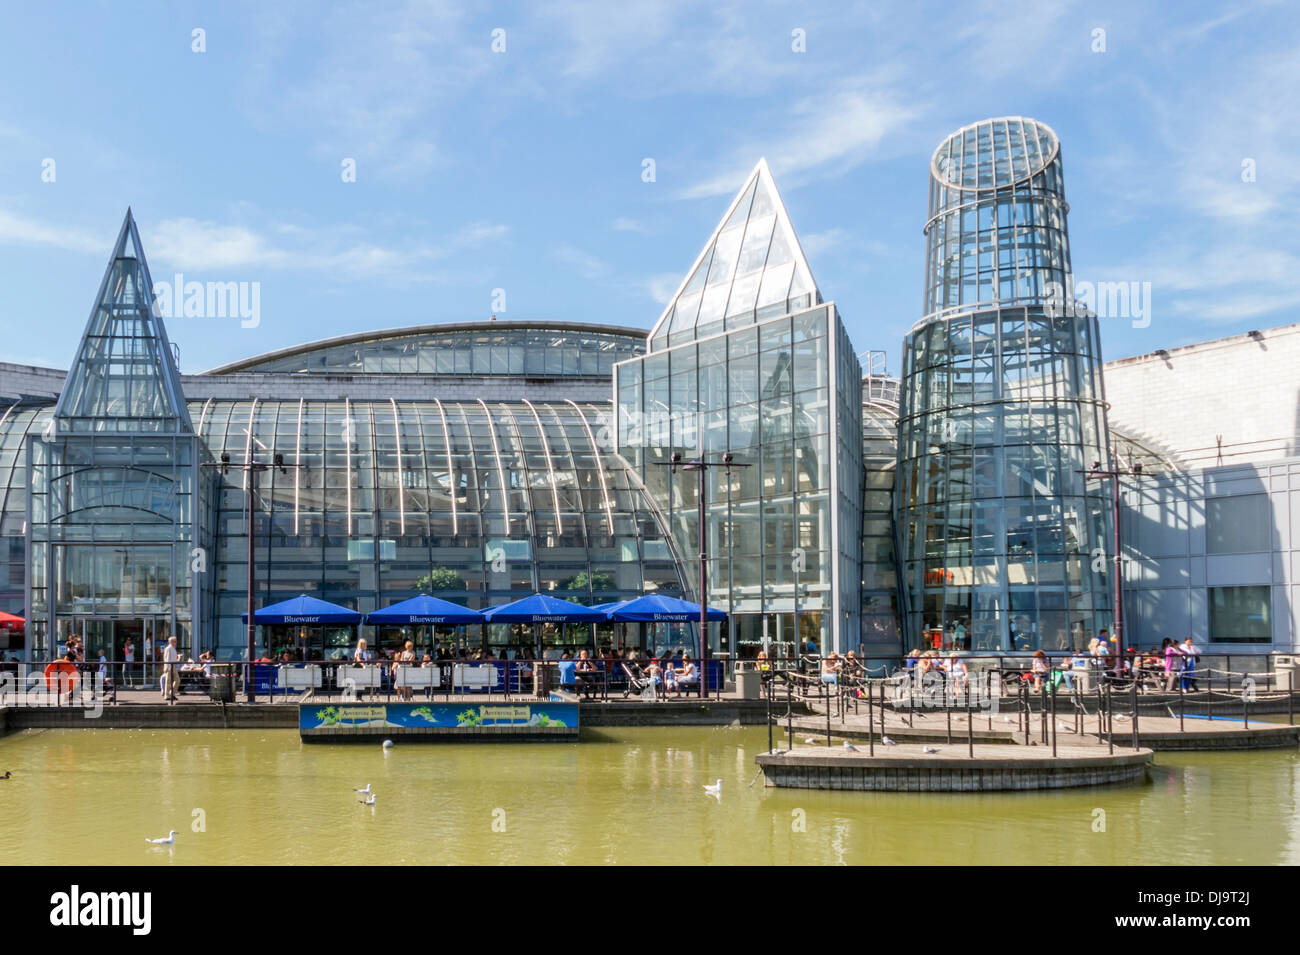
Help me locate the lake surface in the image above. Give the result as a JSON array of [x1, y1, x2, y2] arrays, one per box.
[[2, 726, 1297, 865]]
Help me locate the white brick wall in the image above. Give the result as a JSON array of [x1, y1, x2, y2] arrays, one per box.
[[1104, 322, 1300, 468]]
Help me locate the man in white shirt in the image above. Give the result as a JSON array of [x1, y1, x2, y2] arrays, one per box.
[[162, 636, 181, 704]]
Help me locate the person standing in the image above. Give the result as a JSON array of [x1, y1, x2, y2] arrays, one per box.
[[162, 636, 181, 704], [1180, 636, 1200, 691], [393, 640, 416, 701], [123, 637, 136, 688], [1162, 638, 1184, 692]]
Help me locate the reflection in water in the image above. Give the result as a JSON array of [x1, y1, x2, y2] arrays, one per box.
[[0, 727, 1294, 865]]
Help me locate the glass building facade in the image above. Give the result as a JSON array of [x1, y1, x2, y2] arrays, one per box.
[[617, 161, 863, 656], [24, 212, 215, 662], [5, 123, 1242, 664], [896, 118, 1114, 653]]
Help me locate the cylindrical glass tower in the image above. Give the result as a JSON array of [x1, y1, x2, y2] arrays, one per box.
[[895, 117, 1113, 654]]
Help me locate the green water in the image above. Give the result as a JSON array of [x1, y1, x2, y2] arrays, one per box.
[[1, 727, 1296, 865]]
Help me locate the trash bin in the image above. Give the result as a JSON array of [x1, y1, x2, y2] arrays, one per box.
[[1276, 656, 1298, 692], [736, 663, 761, 700], [209, 674, 234, 703]]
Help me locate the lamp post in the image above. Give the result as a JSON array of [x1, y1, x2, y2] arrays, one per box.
[[1081, 450, 1144, 667], [657, 451, 749, 700], [207, 444, 290, 703]]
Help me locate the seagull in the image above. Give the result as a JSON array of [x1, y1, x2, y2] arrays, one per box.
[[353, 783, 372, 795], [1058, 722, 1071, 730], [769, 748, 787, 756], [359, 793, 377, 806], [803, 737, 820, 745], [145, 830, 177, 845], [922, 746, 940, 754], [881, 736, 897, 746], [382, 740, 394, 749], [703, 779, 722, 798], [842, 741, 860, 751]]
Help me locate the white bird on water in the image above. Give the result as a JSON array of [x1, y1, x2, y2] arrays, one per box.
[[354, 783, 372, 795], [359, 793, 377, 806], [703, 779, 722, 798], [145, 830, 176, 846], [382, 740, 394, 750]]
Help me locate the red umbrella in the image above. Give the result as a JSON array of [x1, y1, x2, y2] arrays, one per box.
[[0, 611, 24, 629]]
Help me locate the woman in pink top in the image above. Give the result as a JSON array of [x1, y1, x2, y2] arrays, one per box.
[[1162, 638, 1184, 691]]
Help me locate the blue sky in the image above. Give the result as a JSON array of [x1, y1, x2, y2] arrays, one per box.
[[1, 0, 1296, 375]]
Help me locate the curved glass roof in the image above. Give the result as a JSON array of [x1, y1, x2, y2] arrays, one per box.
[[930, 117, 1060, 192], [204, 323, 646, 378]]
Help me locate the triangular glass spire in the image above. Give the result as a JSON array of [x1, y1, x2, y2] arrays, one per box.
[[650, 159, 819, 350], [54, 209, 192, 434]]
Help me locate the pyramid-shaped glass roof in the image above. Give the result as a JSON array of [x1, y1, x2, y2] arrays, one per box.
[[649, 159, 820, 351], [54, 210, 192, 434]]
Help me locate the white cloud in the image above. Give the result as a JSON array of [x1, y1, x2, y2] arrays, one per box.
[[680, 75, 920, 199], [612, 217, 651, 234], [143, 216, 510, 280], [0, 207, 104, 255], [553, 243, 609, 279], [799, 228, 851, 259], [642, 272, 683, 305]]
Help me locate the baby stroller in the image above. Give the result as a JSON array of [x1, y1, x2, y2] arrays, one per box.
[[621, 662, 654, 700]]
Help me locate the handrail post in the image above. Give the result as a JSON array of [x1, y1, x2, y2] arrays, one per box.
[[786, 679, 793, 751], [1040, 681, 1047, 745], [967, 680, 974, 758], [824, 681, 831, 746], [1022, 680, 1029, 745], [1131, 674, 1139, 750], [880, 679, 886, 740], [1050, 676, 1057, 757], [868, 679, 875, 756], [766, 671, 773, 753], [1179, 678, 1185, 732], [1106, 679, 1113, 754]]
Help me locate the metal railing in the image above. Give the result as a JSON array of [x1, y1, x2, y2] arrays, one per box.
[[755, 651, 1297, 756]]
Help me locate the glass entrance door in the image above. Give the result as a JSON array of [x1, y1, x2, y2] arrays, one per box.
[[115, 618, 144, 687]]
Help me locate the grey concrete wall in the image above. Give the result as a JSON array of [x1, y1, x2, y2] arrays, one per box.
[[1121, 458, 1300, 651]]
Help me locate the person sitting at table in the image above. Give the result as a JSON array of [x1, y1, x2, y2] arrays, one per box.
[[842, 651, 862, 677], [199, 649, 214, 679], [1029, 649, 1049, 690], [556, 650, 578, 693], [575, 649, 599, 699], [674, 653, 699, 696], [643, 658, 664, 699], [663, 655, 679, 695], [947, 653, 969, 693], [821, 652, 841, 684]]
